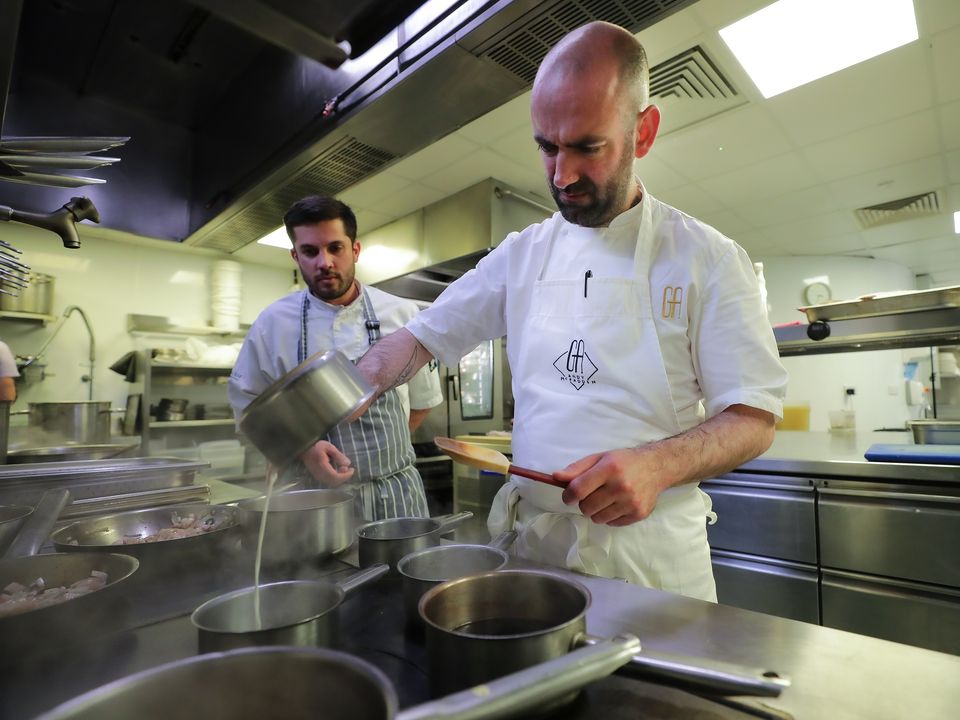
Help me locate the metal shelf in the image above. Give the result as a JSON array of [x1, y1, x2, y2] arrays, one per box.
[[776, 307, 960, 356], [0, 309, 57, 324], [126, 313, 247, 340], [150, 419, 235, 429]]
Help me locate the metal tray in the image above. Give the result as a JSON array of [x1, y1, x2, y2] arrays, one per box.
[[909, 420, 960, 445], [0, 457, 207, 507], [800, 286, 960, 322]]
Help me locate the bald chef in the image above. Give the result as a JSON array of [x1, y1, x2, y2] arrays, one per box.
[[357, 22, 786, 600]]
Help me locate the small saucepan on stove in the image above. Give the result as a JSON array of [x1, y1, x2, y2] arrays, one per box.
[[191, 563, 389, 653], [34, 640, 641, 720], [356, 512, 473, 572], [419, 570, 790, 706], [398, 530, 517, 625]]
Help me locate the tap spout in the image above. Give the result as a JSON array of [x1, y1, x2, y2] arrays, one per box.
[[0, 196, 100, 249]]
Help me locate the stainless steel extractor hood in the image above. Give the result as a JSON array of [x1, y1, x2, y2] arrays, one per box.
[[0, 0, 695, 249], [368, 177, 553, 303]]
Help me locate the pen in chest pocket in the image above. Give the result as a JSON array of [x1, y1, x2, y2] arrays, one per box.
[[583, 269, 592, 298]]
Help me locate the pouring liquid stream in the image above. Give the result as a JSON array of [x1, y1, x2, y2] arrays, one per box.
[[252, 467, 278, 630]]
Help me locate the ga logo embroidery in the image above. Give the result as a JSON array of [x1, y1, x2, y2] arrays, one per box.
[[553, 339, 598, 391], [662, 285, 683, 319]]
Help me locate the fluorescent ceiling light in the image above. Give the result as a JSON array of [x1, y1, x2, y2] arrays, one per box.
[[954, 211, 960, 234], [719, 0, 918, 98], [359, 244, 418, 270], [257, 226, 291, 249]]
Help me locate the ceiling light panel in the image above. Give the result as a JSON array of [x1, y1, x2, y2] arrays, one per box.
[[719, 0, 918, 99]]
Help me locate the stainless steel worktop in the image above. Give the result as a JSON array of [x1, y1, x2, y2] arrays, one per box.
[[741, 430, 959, 483], [3, 541, 960, 720]]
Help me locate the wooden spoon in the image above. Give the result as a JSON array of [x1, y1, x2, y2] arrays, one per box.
[[434, 437, 567, 489]]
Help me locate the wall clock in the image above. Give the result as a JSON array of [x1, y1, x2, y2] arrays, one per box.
[[803, 281, 832, 305]]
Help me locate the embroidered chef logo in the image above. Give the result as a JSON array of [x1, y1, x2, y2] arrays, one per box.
[[553, 339, 598, 391], [662, 285, 683, 319]]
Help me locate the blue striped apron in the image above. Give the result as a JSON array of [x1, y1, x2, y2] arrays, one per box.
[[293, 288, 429, 521]]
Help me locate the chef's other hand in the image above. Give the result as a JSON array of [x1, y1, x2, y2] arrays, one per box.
[[299, 441, 355, 488], [555, 448, 667, 527]]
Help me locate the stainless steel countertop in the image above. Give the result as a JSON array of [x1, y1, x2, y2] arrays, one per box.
[[3, 540, 959, 719], [740, 430, 960, 483]]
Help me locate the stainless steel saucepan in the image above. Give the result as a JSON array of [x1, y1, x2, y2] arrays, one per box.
[[191, 564, 389, 653], [398, 530, 517, 625], [234, 488, 355, 567], [419, 570, 791, 704], [34, 640, 642, 720], [238, 350, 376, 468], [356, 512, 473, 572]]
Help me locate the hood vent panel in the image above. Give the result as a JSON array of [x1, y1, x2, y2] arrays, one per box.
[[190, 137, 395, 252], [650, 45, 737, 99], [478, 0, 696, 84], [854, 191, 941, 230]]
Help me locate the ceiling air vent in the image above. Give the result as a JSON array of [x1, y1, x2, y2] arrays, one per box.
[[478, 0, 696, 84], [190, 137, 395, 252], [854, 191, 940, 230], [650, 45, 737, 99]]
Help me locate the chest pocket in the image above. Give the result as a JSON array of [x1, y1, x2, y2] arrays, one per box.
[[531, 277, 647, 321]]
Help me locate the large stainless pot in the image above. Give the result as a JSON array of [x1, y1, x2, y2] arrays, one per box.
[[51, 504, 241, 585], [0, 271, 54, 314], [34, 640, 641, 720], [235, 488, 354, 566], [0, 552, 139, 653], [191, 564, 389, 653], [239, 350, 376, 468], [357, 512, 472, 572], [419, 570, 791, 702], [26, 401, 113, 444], [398, 531, 516, 625]]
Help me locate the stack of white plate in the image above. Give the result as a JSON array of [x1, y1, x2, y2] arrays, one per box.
[[211, 260, 242, 331]]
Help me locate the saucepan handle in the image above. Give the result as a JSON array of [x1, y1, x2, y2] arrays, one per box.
[[336, 563, 390, 594], [397, 634, 641, 720], [577, 633, 790, 698], [488, 530, 518, 551], [432, 511, 473, 534]]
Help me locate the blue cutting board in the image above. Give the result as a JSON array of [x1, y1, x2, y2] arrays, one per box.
[[865, 443, 960, 464]]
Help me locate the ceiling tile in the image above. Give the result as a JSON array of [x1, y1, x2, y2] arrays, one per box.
[[734, 185, 843, 228], [654, 104, 793, 180], [765, 43, 933, 147], [635, 6, 706, 63], [802, 110, 940, 182], [870, 236, 960, 266], [860, 214, 954, 249], [419, 148, 536, 197], [372, 182, 447, 218], [339, 171, 410, 207], [932, 26, 960, 103], [940, 100, 960, 150], [698, 152, 819, 206], [948, 150, 960, 184], [655, 183, 725, 216], [455, 92, 531, 146], [354, 208, 395, 234], [387, 134, 481, 180], [826, 155, 947, 209], [918, 0, 960, 34], [690, 0, 773, 30], [764, 211, 862, 246], [634, 155, 689, 193], [488, 124, 538, 170], [787, 233, 869, 256], [696, 208, 755, 239]]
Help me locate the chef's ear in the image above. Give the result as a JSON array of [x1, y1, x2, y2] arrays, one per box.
[[352, 240, 361, 262], [634, 104, 660, 160]]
